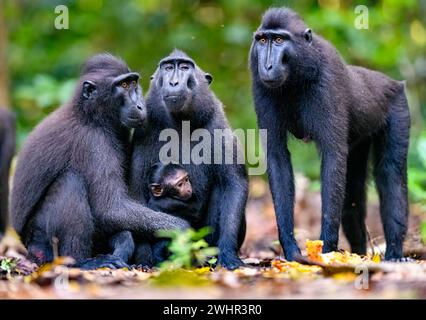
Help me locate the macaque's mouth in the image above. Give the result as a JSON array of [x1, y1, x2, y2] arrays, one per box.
[[164, 95, 185, 102], [261, 78, 284, 88]]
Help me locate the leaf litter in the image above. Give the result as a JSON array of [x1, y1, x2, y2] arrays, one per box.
[[0, 178, 425, 299]]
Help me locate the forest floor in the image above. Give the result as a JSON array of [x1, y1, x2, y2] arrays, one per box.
[[0, 176, 425, 299]]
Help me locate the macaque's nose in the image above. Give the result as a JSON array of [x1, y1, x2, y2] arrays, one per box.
[[170, 73, 179, 87], [186, 187, 192, 197]]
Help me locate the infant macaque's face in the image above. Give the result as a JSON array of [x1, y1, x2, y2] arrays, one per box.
[[149, 168, 193, 200], [171, 169, 192, 200]]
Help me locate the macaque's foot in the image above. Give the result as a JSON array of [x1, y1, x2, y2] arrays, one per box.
[[384, 247, 408, 262], [282, 242, 302, 261], [75, 254, 130, 270], [218, 253, 245, 270], [321, 241, 338, 254], [131, 264, 154, 271], [386, 257, 414, 263]]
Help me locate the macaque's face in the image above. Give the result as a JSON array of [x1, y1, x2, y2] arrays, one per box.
[[170, 170, 192, 200], [149, 169, 192, 201]]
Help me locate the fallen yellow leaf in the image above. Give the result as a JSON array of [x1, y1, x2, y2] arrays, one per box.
[[306, 239, 324, 263]]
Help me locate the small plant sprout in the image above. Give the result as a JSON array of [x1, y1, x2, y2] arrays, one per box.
[[156, 227, 219, 270]]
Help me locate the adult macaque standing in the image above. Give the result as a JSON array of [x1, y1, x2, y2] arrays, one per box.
[[250, 8, 410, 261]]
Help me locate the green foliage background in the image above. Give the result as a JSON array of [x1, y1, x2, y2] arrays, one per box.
[[4, 0, 426, 204]]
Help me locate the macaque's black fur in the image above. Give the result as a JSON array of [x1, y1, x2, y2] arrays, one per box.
[[250, 8, 410, 261], [0, 108, 15, 238], [130, 50, 248, 269], [11, 53, 188, 269]]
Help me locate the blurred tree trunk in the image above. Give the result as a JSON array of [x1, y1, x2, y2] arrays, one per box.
[[0, 1, 10, 108]]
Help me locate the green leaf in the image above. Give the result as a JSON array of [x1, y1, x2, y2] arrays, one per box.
[[0, 258, 18, 274], [158, 227, 218, 270]]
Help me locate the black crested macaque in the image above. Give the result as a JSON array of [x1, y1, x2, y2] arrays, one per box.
[[130, 50, 248, 269], [147, 163, 201, 264], [11, 53, 189, 269], [148, 163, 201, 222], [250, 8, 410, 261], [0, 108, 15, 239]]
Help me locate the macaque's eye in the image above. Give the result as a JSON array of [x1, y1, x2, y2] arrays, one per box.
[[165, 64, 174, 71], [185, 177, 189, 182], [274, 36, 284, 44], [259, 37, 267, 44], [131, 80, 137, 86], [180, 63, 190, 71], [121, 82, 129, 89]]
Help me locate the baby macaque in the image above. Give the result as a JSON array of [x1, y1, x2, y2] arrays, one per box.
[[147, 163, 200, 220], [147, 163, 201, 264]]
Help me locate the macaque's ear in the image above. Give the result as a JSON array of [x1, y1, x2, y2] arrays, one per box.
[[149, 183, 163, 197], [205, 73, 213, 85], [82, 80, 97, 99], [303, 28, 313, 43]]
